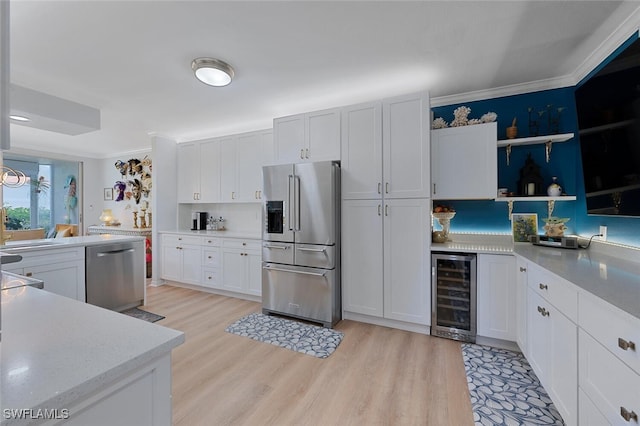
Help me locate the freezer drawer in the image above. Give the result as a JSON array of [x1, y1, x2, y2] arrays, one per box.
[[294, 243, 335, 269], [262, 263, 340, 328], [262, 242, 294, 265]]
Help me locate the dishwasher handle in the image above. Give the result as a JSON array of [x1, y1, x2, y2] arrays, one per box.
[[96, 248, 136, 257]]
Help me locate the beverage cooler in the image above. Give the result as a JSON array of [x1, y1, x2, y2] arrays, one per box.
[[431, 252, 477, 343]]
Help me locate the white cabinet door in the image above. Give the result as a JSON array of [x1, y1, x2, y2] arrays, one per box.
[[274, 114, 305, 164], [246, 250, 262, 296], [528, 287, 578, 426], [383, 198, 430, 325], [306, 108, 341, 162], [31, 260, 85, 301], [341, 102, 383, 200], [342, 199, 384, 317], [476, 254, 516, 341], [383, 92, 430, 199], [236, 132, 264, 202], [181, 244, 202, 285], [431, 122, 497, 200], [221, 248, 245, 293], [260, 130, 275, 167], [516, 257, 528, 353], [161, 244, 181, 282], [177, 143, 200, 203], [199, 139, 221, 203], [220, 136, 238, 202]]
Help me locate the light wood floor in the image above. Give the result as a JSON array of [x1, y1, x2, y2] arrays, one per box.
[[142, 284, 474, 426]]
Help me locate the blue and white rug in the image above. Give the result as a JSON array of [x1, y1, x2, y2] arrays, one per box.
[[462, 344, 564, 425], [225, 313, 343, 359]]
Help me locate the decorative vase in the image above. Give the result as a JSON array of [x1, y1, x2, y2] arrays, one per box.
[[547, 176, 562, 197]]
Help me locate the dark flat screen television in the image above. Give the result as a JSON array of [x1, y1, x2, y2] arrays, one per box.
[[575, 36, 640, 216]]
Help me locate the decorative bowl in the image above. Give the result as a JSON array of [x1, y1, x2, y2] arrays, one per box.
[[432, 231, 447, 243], [432, 212, 456, 220]]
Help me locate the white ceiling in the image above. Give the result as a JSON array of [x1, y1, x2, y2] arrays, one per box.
[[7, 1, 639, 158]]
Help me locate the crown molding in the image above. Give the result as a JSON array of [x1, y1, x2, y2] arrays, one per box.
[[430, 74, 575, 107]]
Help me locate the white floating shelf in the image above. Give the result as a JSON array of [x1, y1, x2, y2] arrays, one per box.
[[497, 132, 574, 148], [494, 195, 576, 202]]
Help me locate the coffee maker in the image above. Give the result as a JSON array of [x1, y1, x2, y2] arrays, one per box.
[[192, 212, 208, 230]]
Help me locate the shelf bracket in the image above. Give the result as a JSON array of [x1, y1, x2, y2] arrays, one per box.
[[507, 200, 514, 219], [505, 144, 512, 166], [547, 199, 555, 218], [545, 140, 553, 163]]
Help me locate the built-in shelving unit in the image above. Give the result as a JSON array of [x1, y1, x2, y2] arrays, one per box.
[[495, 133, 577, 217]]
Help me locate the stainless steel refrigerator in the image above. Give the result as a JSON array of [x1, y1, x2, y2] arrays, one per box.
[[262, 161, 341, 328]]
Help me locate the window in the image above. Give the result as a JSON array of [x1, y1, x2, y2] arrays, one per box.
[[3, 156, 80, 235]]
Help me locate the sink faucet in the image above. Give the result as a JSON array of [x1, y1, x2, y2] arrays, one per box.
[[1, 208, 12, 245]]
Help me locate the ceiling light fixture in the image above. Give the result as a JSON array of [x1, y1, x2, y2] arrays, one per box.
[[9, 114, 30, 122], [191, 57, 234, 87]]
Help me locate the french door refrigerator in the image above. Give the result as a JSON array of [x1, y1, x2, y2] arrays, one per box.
[[262, 161, 341, 328]]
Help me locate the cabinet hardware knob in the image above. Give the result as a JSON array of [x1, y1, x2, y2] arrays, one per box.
[[305, 148, 309, 159], [519, 267, 527, 272], [385, 182, 389, 194], [378, 204, 381, 216], [208, 276, 212, 280], [537, 306, 550, 317], [26, 272, 33, 277], [618, 338, 637, 351], [178, 237, 182, 240], [300, 149, 304, 159], [207, 240, 212, 243], [232, 191, 235, 199], [539, 283, 548, 290], [378, 183, 381, 194], [433, 183, 436, 195], [620, 407, 638, 422], [385, 204, 389, 216], [208, 256, 212, 259]]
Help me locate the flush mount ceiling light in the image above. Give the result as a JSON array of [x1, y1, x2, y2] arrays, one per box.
[[191, 57, 234, 87]]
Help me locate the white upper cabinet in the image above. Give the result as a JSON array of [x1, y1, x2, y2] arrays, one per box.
[[177, 143, 205, 203], [274, 107, 341, 164], [431, 122, 497, 200], [341, 92, 430, 200], [199, 139, 221, 202], [383, 92, 431, 199], [341, 102, 383, 199]]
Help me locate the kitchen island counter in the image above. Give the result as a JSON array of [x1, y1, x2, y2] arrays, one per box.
[[0, 234, 145, 253], [0, 286, 184, 425]]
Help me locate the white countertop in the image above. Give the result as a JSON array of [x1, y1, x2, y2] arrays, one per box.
[[514, 243, 640, 320], [0, 287, 184, 424], [160, 229, 261, 240], [0, 234, 145, 253]]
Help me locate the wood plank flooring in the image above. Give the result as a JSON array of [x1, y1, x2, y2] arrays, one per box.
[[142, 284, 474, 426]]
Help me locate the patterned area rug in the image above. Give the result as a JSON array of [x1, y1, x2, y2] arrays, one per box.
[[121, 307, 165, 323], [462, 344, 564, 425], [225, 313, 343, 359]]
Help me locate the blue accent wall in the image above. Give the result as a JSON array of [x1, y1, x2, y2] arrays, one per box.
[[432, 86, 640, 247]]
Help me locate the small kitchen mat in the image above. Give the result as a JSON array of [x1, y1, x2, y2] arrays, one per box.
[[120, 307, 165, 323], [462, 343, 564, 426], [225, 312, 343, 359]]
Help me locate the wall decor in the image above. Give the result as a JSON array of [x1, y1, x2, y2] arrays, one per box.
[[113, 155, 152, 204], [103, 187, 113, 201], [511, 213, 538, 242]]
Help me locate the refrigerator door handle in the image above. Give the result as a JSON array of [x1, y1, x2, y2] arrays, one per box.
[[263, 265, 326, 277], [288, 174, 295, 231], [294, 175, 301, 231], [297, 247, 326, 253], [264, 244, 289, 250]]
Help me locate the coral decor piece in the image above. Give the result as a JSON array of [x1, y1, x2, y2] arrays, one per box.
[[431, 108, 498, 129], [450, 106, 471, 127]]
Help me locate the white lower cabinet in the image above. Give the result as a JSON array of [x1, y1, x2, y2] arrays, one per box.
[[578, 290, 640, 425], [4, 247, 85, 301], [476, 254, 516, 341], [221, 239, 261, 297], [160, 234, 202, 285], [342, 198, 430, 326], [161, 233, 261, 298], [579, 389, 610, 426]]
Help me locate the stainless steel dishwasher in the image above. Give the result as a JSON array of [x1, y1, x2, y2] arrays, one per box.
[[86, 240, 145, 312]]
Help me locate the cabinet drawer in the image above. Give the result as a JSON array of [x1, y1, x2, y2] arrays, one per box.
[[202, 249, 220, 267], [579, 291, 640, 375], [202, 237, 221, 247], [161, 234, 202, 246], [222, 238, 261, 250], [527, 264, 578, 322], [579, 329, 640, 425], [202, 269, 220, 288], [579, 389, 610, 426]]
